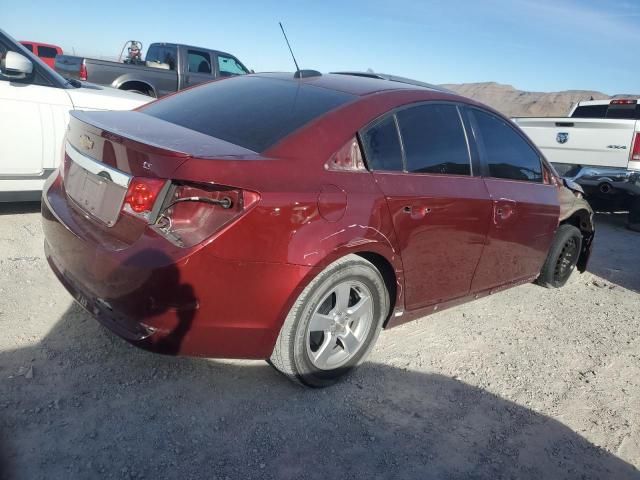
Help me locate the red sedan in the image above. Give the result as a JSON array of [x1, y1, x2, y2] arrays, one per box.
[[42, 72, 594, 387]]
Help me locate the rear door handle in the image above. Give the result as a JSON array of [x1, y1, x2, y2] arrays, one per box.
[[403, 205, 432, 219]]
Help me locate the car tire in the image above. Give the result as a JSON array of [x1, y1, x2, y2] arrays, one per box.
[[536, 224, 583, 288], [627, 197, 640, 232], [270, 254, 389, 388]]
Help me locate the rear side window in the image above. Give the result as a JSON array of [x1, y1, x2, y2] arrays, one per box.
[[146, 45, 176, 70], [187, 49, 211, 74], [471, 109, 542, 182], [142, 76, 355, 152], [360, 115, 403, 171], [396, 104, 471, 175], [571, 104, 608, 118], [22, 43, 33, 52], [38, 46, 58, 58], [218, 54, 248, 77]]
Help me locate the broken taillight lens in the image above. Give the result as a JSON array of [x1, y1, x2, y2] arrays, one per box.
[[122, 177, 167, 220], [154, 182, 260, 248]]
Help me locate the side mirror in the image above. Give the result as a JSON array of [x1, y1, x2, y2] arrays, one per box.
[[1, 51, 33, 79]]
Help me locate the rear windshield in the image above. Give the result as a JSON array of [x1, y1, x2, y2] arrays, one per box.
[[141, 76, 356, 152], [571, 103, 640, 119]]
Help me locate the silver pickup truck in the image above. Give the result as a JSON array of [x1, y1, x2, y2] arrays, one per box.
[[514, 99, 640, 227], [54, 42, 250, 98]]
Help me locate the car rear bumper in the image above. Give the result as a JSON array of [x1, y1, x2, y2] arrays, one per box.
[[42, 174, 315, 359]]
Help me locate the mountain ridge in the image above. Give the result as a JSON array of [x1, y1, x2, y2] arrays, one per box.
[[439, 82, 638, 117]]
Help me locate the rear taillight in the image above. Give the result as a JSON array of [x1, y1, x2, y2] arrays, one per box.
[[123, 177, 166, 219], [632, 133, 640, 162], [79, 60, 87, 81], [153, 182, 259, 248]]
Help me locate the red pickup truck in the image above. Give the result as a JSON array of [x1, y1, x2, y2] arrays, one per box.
[[19, 41, 62, 68]]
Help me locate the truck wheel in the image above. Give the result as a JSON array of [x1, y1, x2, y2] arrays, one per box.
[[628, 197, 640, 232], [270, 254, 389, 388], [536, 224, 583, 288]]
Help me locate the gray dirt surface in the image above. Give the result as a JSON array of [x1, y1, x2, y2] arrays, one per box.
[[0, 204, 639, 480]]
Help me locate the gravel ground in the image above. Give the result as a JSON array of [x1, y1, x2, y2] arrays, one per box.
[[0, 204, 639, 480]]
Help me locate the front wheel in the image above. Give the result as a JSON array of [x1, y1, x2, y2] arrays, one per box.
[[270, 254, 389, 387], [536, 224, 583, 288]]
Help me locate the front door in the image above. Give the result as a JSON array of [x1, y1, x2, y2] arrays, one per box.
[[361, 103, 492, 311], [466, 108, 560, 292], [0, 41, 72, 177]]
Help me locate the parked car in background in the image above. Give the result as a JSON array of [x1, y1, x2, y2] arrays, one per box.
[[42, 72, 594, 387], [19, 41, 62, 68], [0, 29, 150, 201], [54, 42, 250, 97], [514, 99, 640, 219]]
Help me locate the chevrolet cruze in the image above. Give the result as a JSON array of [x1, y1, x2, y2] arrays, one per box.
[[42, 72, 594, 387]]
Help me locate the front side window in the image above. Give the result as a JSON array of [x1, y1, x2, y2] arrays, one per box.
[[360, 115, 403, 171], [471, 109, 542, 182], [217, 54, 248, 77], [187, 50, 212, 74], [396, 104, 471, 175]]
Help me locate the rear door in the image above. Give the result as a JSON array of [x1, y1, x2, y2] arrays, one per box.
[[468, 108, 560, 292], [361, 103, 492, 311], [183, 48, 214, 88]]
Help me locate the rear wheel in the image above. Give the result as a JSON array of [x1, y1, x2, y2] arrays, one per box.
[[627, 197, 640, 232], [270, 255, 389, 387], [536, 224, 583, 288]]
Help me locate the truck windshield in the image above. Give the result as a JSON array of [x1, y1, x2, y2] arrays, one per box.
[[141, 75, 356, 152]]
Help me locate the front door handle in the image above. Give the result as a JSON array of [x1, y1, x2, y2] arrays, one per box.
[[493, 199, 517, 224]]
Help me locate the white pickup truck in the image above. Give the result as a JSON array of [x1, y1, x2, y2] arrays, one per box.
[[514, 99, 640, 225], [0, 29, 150, 201]]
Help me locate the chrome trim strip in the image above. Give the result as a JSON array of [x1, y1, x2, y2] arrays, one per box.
[[65, 141, 131, 188]]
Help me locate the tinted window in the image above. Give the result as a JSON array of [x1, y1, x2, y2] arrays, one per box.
[[396, 104, 471, 175], [146, 45, 176, 70], [472, 109, 542, 182], [22, 43, 33, 52], [571, 104, 608, 118], [142, 76, 355, 152], [606, 104, 640, 120], [360, 115, 403, 171], [187, 50, 211, 74], [218, 54, 248, 77], [38, 46, 58, 58]]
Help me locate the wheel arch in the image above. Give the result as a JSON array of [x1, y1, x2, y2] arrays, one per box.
[[112, 78, 156, 97], [559, 207, 594, 272]]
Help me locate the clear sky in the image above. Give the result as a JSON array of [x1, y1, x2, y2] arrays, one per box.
[[5, 0, 639, 95]]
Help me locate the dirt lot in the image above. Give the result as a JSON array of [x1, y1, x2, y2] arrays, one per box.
[[0, 204, 638, 480]]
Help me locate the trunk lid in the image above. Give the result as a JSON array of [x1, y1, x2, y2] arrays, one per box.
[[64, 110, 256, 229], [514, 117, 637, 169]]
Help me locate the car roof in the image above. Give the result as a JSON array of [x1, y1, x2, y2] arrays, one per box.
[[251, 72, 456, 97], [330, 71, 454, 93]]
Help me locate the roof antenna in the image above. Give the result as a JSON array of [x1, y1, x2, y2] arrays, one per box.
[[279, 22, 301, 74]]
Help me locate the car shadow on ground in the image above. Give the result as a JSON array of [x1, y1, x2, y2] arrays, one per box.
[[1, 302, 638, 479], [588, 213, 640, 293], [0, 201, 41, 217]]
